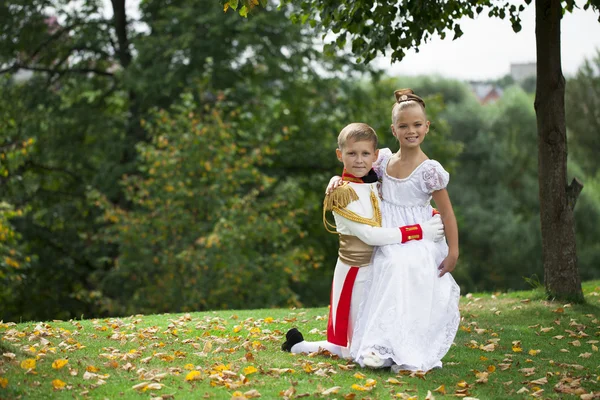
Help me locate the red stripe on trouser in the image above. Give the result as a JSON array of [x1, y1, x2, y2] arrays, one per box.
[[327, 266, 359, 347]]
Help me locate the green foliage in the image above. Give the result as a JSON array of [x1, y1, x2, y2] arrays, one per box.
[[442, 87, 543, 292], [566, 50, 600, 177], [90, 94, 313, 314]]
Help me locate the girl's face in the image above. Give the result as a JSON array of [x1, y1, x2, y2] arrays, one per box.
[[391, 106, 430, 149]]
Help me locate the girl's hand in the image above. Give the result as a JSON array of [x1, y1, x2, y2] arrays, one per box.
[[438, 253, 458, 277], [326, 176, 343, 194]]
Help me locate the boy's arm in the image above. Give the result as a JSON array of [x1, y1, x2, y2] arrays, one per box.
[[333, 212, 444, 246], [431, 188, 459, 277]]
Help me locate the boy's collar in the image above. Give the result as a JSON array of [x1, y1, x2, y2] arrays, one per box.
[[342, 169, 378, 184]]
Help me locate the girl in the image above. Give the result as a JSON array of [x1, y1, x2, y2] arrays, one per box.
[[333, 89, 460, 372]]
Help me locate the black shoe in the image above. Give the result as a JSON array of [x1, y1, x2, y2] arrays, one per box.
[[281, 328, 304, 352]]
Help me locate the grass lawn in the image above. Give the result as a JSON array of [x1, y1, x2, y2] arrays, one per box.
[[1, 281, 599, 399]]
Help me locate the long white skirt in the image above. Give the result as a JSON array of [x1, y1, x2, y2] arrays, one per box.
[[349, 239, 460, 371]]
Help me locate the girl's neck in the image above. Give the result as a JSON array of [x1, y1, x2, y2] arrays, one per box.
[[396, 146, 424, 162]]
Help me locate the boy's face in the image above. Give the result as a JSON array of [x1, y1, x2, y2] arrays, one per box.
[[336, 139, 379, 178]]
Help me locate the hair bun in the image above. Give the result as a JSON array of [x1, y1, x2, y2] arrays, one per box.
[[394, 88, 425, 108]]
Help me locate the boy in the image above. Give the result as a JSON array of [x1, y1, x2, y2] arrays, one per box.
[[281, 122, 444, 358]]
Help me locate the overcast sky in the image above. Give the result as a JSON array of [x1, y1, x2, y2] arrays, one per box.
[[375, 4, 600, 81]]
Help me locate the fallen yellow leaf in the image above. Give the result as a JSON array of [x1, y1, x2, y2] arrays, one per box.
[[86, 365, 99, 373], [364, 378, 377, 388], [433, 384, 446, 394], [0, 377, 8, 389], [351, 383, 372, 392], [51, 379, 66, 390], [184, 363, 195, 370], [20, 359, 36, 370], [185, 370, 202, 381], [52, 359, 69, 369], [243, 365, 258, 375]]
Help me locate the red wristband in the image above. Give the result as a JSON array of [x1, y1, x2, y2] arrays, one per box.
[[399, 224, 423, 243]]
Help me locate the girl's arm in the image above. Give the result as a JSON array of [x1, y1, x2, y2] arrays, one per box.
[[432, 188, 459, 277]]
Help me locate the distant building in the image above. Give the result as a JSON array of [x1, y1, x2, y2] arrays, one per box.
[[469, 82, 503, 105], [510, 62, 536, 82]]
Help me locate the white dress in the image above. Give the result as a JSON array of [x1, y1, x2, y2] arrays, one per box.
[[349, 150, 461, 371]]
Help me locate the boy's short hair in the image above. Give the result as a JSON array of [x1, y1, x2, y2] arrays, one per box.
[[337, 123, 378, 150]]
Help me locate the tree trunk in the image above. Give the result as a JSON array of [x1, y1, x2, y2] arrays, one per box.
[[534, 0, 584, 302]]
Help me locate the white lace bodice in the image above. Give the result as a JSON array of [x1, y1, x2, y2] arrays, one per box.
[[374, 149, 449, 209]]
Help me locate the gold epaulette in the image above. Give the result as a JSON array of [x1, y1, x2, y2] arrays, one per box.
[[322, 183, 382, 233], [323, 183, 358, 233], [323, 183, 358, 211]]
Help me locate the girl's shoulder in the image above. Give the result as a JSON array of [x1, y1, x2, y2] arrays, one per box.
[[373, 148, 394, 179], [418, 159, 450, 193]]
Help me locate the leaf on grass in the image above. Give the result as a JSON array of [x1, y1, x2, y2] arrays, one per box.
[[51, 379, 66, 390], [528, 349, 541, 356], [578, 352, 592, 359], [0, 377, 8, 389], [83, 371, 97, 380], [519, 367, 536, 376], [529, 377, 548, 385], [364, 378, 376, 388], [243, 389, 261, 398], [480, 343, 496, 352], [516, 387, 529, 394], [475, 371, 488, 383], [456, 380, 469, 388], [498, 363, 511, 370], [243, 366, 258, 375], [353, 372, 366, 379], [351, 383, 373, 392], [2, 353, 16, 360], [540, 327, 554, 333], [185, 370, 202, 381], [570, 340, 581, 347], [20, 358, 36, 370], [52, 359, 68, 369], [321, 386, 341, 395], [433, 385, 446, 394], [531, 389, 544, 397], [425, 390, 435, 400], [387, 378, 403, 385]]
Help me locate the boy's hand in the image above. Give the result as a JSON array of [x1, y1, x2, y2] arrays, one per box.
[[438, 253, 458, 277], [421, 214, 444, 242], [326, 176, 343, 194]]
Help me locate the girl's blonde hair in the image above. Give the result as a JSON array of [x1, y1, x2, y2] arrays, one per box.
[[391, 88, 426, 124]]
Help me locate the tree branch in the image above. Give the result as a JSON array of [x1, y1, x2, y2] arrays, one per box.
[[0, 64, 114, 77], [566, 177, 584, 211]]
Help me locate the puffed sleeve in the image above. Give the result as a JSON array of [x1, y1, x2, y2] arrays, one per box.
[[372, 148, 393, 179], [420, 160, 450, 193]]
